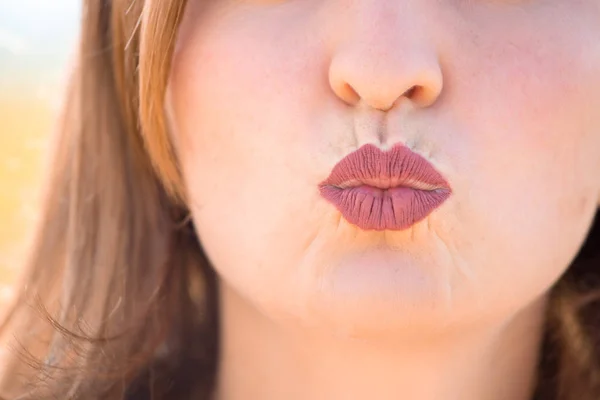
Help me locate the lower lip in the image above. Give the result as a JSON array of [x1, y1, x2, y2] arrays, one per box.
[[319, 185, 451, 231]]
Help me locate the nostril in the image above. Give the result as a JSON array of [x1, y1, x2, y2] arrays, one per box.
[[401, 85, 438, 108], [385, 86, 420, 111], [404, 86, 418, 99]]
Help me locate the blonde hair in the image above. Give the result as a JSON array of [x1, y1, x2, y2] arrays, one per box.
[[0, 1, 599, 399]]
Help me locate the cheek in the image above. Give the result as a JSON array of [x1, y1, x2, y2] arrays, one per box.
[[480, 28, 600, 219], [435, 11, 600, 305], [456, 5, 600, 205], [166, 10, 333, 311], [168, 7, 324, 172]]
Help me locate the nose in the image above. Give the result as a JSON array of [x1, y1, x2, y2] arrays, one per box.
[[328, 3, 444, 111]]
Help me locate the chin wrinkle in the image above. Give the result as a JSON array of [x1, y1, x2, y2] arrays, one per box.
[[432, 222, 480, 314], [301, 219, 323, 258]]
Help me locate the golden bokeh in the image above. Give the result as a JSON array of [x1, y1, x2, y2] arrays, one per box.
[[0, 1, 80, 302], [0, 95, 52, 289]]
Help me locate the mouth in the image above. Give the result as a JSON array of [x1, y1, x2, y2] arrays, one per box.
[[319, 143, 452, 231], [334, 177, 443, 192]]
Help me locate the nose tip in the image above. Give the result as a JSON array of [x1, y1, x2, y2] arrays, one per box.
[[328, 42, 444, 112]]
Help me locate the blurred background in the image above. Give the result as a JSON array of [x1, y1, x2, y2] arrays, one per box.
[[0, 0, 80, 299]]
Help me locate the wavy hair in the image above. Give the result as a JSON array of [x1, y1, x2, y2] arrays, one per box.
[[0, 1, 599, 399]]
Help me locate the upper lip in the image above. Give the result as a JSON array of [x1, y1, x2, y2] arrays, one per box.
[[319, 143, 451, 192]]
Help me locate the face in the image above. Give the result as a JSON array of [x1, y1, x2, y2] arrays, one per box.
[[166, 0, 600, 338]]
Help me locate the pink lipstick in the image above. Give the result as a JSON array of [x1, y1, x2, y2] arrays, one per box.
[[319, 144, 451, 231]]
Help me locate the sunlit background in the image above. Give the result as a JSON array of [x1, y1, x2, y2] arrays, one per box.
[[0, 1, 80, 298]]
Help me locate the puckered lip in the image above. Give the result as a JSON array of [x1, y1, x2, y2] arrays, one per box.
[[319, 143, 451, 193]]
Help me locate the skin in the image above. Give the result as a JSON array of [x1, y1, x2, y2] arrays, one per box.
[[165, 0, 600, 399]]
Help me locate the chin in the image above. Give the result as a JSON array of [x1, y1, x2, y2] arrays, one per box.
[[296, 249, 471, 341]]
